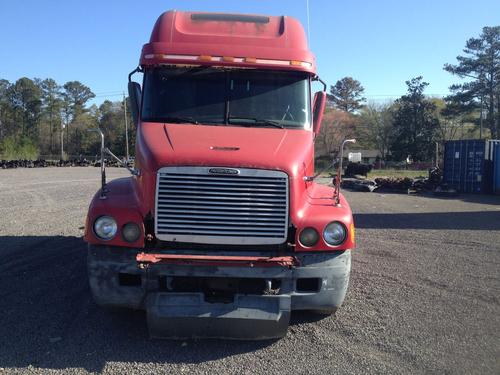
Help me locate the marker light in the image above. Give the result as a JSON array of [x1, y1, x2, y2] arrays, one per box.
[[122, 222, 141, 243], [94, 216, 118, 240], [323, 222, 347, 246], [144, 53, 313, 69], [299, 227, 320, 247]]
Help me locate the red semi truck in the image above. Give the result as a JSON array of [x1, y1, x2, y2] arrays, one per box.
[[84, 10, 355, 339]]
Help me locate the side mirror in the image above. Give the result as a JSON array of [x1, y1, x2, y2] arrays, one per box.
[[312, 91, 326, 136], [128, 81, 142, 126]]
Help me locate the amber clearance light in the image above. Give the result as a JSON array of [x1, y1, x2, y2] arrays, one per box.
[[144, 53, 312, 68]]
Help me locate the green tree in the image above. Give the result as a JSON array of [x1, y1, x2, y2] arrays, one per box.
[[327, 77, 366, 113], [430, 98, 479, 142], [359, 103, 394, 161], [0, 79, 11, 139], [62, 81, 95, 154], [62, 81, 95, 118], [316, 108, 357, 159], [390, 77, 439, 162], [39, 79, 63, 154], [7, 77, 42, 139], [0, 77, 136, 159], [444, 26, 500, 138]]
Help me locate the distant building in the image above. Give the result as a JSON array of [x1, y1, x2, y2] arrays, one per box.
[[343, 149, 382, 165]]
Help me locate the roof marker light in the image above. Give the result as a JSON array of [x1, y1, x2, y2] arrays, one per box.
[[165, 54, 198, 60], [143, 54, 313, 68]]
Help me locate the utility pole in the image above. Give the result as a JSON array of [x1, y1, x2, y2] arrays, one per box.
[[60, 117, 65, 160], [306, 0, 310, 45], [435, 142, 439, 168], [479, 94, 484, 139], [123, 93, 129, 162]]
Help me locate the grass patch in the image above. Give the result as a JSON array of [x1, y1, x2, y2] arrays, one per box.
[[0, 136, 39, 160], [368, 169, 427, 179]]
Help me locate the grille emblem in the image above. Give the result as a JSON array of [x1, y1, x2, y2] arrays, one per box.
[[208, 168, 240, 175]]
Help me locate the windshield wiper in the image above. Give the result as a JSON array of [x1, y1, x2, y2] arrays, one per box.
[[145, 116, 199, 124], [162, 116, 199, 124], [228, 116, 284, 129]]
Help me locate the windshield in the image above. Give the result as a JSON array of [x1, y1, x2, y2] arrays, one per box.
[[142, 67, 311, 129]]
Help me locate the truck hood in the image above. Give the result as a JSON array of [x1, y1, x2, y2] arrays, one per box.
[[138, 123, 315, 179]]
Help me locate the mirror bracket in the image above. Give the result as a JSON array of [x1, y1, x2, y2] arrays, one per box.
[[312, 75, 327, 92], [128, 66, 143, 82]]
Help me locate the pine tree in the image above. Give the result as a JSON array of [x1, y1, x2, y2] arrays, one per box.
[[327, 77, 366, 113], [390, 77, 439, 162], [444, 26, 500, 138]]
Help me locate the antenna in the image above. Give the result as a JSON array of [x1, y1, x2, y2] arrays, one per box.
[[306, 0, 310, 45]]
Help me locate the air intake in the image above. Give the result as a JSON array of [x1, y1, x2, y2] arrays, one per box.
[[155, 167, 289, 245]]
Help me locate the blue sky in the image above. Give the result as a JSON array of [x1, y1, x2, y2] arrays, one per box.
[[1, 0, 498, 104]]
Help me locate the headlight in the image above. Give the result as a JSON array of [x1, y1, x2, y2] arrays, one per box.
[[323, 222, 347, 246], [94, 216, 117, 240], [299, 227, 320, 247], [122, 222, 141, 243]]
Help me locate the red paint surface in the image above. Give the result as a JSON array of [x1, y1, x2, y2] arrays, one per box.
[[140, 11, 316, 74], [84, 10, 355, 253], [84, 177, 145, 248]]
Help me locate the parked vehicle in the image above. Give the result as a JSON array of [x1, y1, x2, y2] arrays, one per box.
[[84, 10, 355, 339]]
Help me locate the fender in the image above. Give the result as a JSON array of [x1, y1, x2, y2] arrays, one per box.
[[84, 177, 146, 248], [293, 182, 355, 252]]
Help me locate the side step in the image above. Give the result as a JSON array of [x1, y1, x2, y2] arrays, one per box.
[[146, 293, 291, 340]]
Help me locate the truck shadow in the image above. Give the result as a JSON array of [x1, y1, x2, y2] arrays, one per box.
[[0, 235, 323, 372], [354, 210, 500, 231], [344, 187, 500, 206]]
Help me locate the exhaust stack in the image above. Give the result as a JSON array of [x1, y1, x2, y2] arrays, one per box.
[[335, 139, 356, 204]]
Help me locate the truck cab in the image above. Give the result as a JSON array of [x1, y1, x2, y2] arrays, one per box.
[[84, 10, 354, 339]]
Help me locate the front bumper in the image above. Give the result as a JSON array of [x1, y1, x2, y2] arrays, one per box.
[[88, 245, 351, 339]]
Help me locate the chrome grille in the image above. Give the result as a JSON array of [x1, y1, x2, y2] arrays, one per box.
[[155, 167, 289, 245]]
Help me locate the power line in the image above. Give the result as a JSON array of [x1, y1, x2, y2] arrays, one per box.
[[93, 93, 124, 98], [93, 90, 123, 95], [364, 93, 448, 98]]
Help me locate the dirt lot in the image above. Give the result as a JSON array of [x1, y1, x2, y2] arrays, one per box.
[[0, 167, 499, 374]]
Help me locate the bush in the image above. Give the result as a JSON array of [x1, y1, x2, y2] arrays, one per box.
[[0, 136, 39, 160]]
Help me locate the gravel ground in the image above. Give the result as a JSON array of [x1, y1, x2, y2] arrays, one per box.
[[0, 167, 499, 374]]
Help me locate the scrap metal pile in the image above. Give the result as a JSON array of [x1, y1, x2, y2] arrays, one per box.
[[0, 159, 126, 169], [344, 162, 373, 178], [341, 167, 443, 193]]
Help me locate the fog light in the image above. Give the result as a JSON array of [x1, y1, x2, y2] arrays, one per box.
[[94, 216, 117, 240], [122, 222, 141, 243], [323, 222, 347, 246], [299, 227, 319, 247]]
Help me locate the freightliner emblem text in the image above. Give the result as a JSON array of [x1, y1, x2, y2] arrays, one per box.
[[208, 168, 240, 175]]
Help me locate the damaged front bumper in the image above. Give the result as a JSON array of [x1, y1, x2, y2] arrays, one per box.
[[88, 245, 351, 339]]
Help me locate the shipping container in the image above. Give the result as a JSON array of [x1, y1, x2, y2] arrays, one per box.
[[493, 141, 500, 194], [443, 140, 484, 193], [443, 139, 500, 193], [483, 140, 500, 194]]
